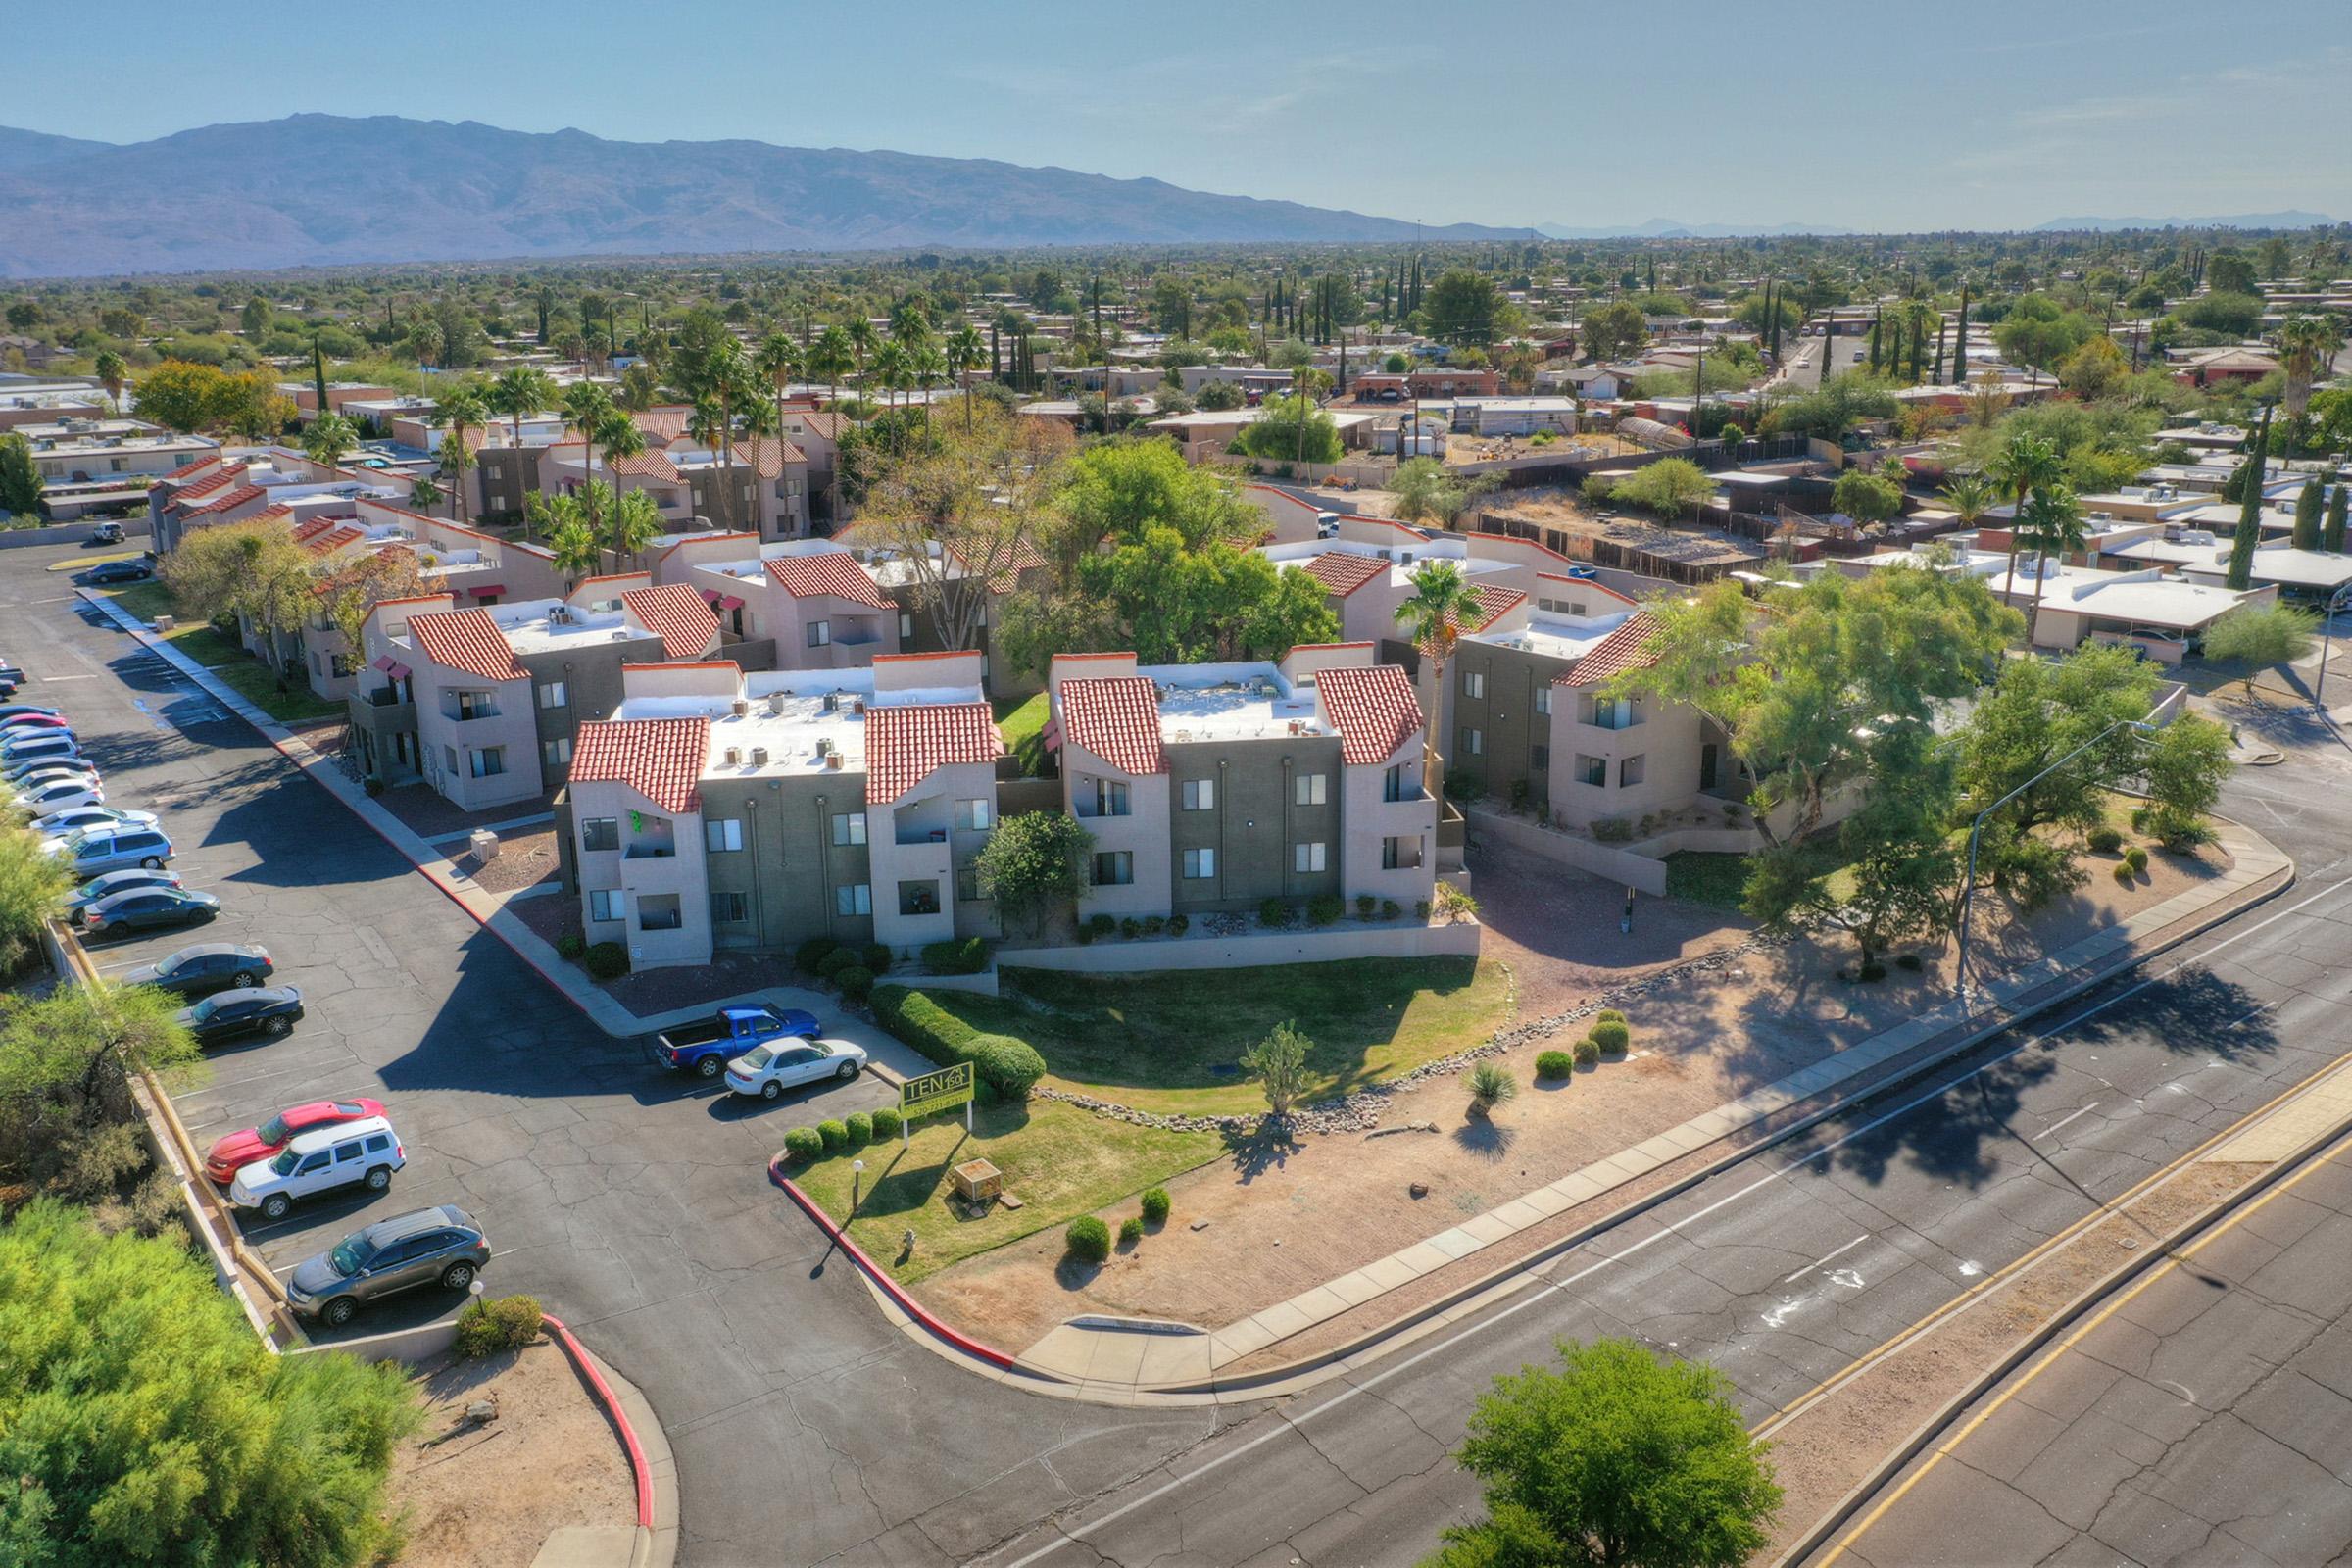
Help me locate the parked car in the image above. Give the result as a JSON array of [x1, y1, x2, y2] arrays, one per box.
[[724, 1037, 868, 1101], [3, 752, 91, 784], [177, 987, 304, 1047], [648, 1004, 820, 1079], [80, 560, 152, 585], [83, 885, 217, 936], [227, 1115, 405, 1221], [122, 941, 273, 998], [6, 768, 99, 804], [0, 704, 57, 725], [52, 825, 172, 875], [1, 734, 79, 767], [88, 521, 125, 545], [0, 713, 73, 735], [31, 805, 157, 840], [65, 866, 181, 924], [284, 1205, 488, 1328], [204, 1098, 388, 1186], [17, 777, 103, 813]]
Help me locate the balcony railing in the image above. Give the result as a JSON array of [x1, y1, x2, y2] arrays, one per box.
[[366, 687, 408, 708], [622, 843, 677, 860]]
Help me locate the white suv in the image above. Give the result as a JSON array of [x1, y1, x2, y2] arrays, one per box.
[[227, 1115, 406, 1221]]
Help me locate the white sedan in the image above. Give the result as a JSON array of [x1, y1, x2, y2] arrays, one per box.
[[18, 778, 103, 814], [32, 805, 158, 840], [724, 1037, 868, 1101]]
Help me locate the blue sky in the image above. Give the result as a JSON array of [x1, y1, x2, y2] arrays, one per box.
[[16, 0, 2348, 231]]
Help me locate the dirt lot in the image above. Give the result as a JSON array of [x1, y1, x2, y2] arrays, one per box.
[[456, 826, 559, 896], [916, 834, 2230, 1355], [376, 780, 559, 841], [385, 1339, 633, 1568]]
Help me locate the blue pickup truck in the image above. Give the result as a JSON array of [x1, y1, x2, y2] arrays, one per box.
[[646, 1004, 820, 1078]]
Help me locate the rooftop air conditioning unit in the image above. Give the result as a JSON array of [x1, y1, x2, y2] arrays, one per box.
[[548, 605, 568, 624], [724, 746, 743, 766], [750, 746, 770, 766], [825, 753, 844, 770], [731, 698, 750, 717], [766, 691, 788, 715], [851, 698, 865, 714], [821, 693, 838, 711]]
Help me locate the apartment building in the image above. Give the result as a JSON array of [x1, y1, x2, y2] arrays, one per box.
[[1844, 544, 2267, 664], [662, 539, 907, 672], [1048, 646, 1438, 921], [535, 418, 811, 541], [557, 652, 1004, 967], [348, 580, 721, 808]]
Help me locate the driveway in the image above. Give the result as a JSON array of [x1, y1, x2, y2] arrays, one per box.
[[2, 555, 1240, 1566]]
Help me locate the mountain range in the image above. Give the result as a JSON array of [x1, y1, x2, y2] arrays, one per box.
[[0, 116, 1535, 279], [2029, 210, 2337, 232]]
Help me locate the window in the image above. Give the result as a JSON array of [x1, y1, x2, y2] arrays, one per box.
[[710, 890, 748, 923], [1587, 695, 1639, 730], [581, 817, 618, 852], [588, 888, 622, 922], [1093, 851, 1134, 886], [898, 880, 942, 917], [637, 894, 683, 931], [1081, 777, 1131, 818], [1458, 726, 1484, 757], [899, 612, 914, 639], [542, 736, 572, 768], [956, 864, 982, 902], [1182, 847, 1216, 880], [450, 689, 498, 720], [443, 745, 459, 777], [705, 817, 744, 852], [1535, 685, 1552, 715], [831, 811, 866, 846], [1576, 754, 1607, 787], [335, 1142, 363, 1165], [835, 882, 872, 916], [1460, 669, 1486, 699], [1295, 773, 1327, 806], [956, 798, 991, 832], [468, 747, 506, 779], [1384, 762, 1414, 803], [1382, 836, 1423, 870], [1531, 744, 1550, 770], [1619, 755, 1646, 787], [537, 680, 568, 710], [1294, 841, 1328, 873], [1181, 778, 1215, 810], [807, 619, 831, 648]]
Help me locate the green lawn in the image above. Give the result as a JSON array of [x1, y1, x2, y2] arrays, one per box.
[[912, 956, 1512, 1117], [1664, 841, 1861, 913], [100, 581, 344, 724], [992, 690, 1051, 777], [790, 1098, 1218, 1282]]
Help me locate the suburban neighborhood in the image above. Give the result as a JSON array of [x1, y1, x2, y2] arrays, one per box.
[[1, 6, 2350, 1567]]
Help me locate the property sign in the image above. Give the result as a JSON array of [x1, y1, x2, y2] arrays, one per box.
[[901, 1061, 975, 1121]]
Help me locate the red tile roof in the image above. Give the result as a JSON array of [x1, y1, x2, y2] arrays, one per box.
[[157, 455, 221, 483], [407, 608, 526, 682], [1554, 612, 1661, 688], [630, 406, 695, 442], [765, 551, 891, 609], [731, 436, 808, 478], [785, 411, 850, 440], [1057, 676, 1167, 776], [186, 483, 266, 518], [865, 702, 1003, 806], [172, 462, 247, 503], [301, 524, 366, 556], [1297, 552, 1389, 597], [570, 717, 710, 814], [620, 584, 722, 662], [290, 516, 336, 544], [1318, 663, 1425, 765], [609, 448, 681, 483]]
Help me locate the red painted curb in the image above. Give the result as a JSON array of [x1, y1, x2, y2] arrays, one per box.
[[767, 1163, 1020, 1371], [542, 1312, 657, 1530]]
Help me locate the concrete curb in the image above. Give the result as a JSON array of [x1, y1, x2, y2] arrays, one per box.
[[1771, 1108, 2352, 1567], [543, 1313, 677, 1568]]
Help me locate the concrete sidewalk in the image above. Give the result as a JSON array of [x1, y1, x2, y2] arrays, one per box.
[[79, 591, 934, 1085], [1012, 818, 2293, 1398]]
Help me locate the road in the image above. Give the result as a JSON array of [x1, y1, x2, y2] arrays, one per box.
[[1822, 1131, 2352, 1567]]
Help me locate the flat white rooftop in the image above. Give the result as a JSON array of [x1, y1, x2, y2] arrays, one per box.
[[1467, 608, 1636, 661], [617, 669, 983, 780], [1139, 662, 1328, 744]]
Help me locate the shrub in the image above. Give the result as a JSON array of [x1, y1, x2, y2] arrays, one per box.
[[1467, 1061, 1518, 1106], [796, 937, 840, 973], [1088, 911, 1116, 938], [2087, 825, 2124, 855], [843, 1111, 872, 1148], [1595, 1008, 1626, 1024], [583, 942, 628, 979], [868, 1106, 902, 1141], [1414, 900, 1431, 921], [2114, 862, 2135, 885], [2124, 846, 2148, 873], [861, 942, 892, 974], [1382, 900, 1401, 921], [1074, 923, 1095, 945], [782, 1126, 822, 1161], [1536, 1050, 1574, 1080], [834, 964, 875, 1001], [817, 946, 861, 980], [1120, 917, 1141, 940], [1259, 897, 1296, 928], [817, 1119, 849, 1152], [1119, 1216, 1145, 1247], [1591, 816, 1636, 843], [1307, 894, 1344, 927], [2146, 808, 2214, 852], [869, 986, 1048, 1101], [1590, 1019, 1631, 1054], [1895, 953, 1924, 971], [555, 931, 586, 961], [454, 1294, 543, 1358], [1574, 1037, 1600, 1067], [1140, 1187, 1171, 1225], [920, 936, 993, 974], [1167, 913, 1189, 936], [1065, 1215, 1111, 1264], [1357, 894, 1377, 921], [1857, 959, 1887, 982], [1143, 915, 1165, 936], [1509, 778, 1532, 813]]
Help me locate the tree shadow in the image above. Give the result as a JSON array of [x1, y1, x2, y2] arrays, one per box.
[[1222, 1120, 1299, 1184], [1800, 1046, 2065, 1190], [1451, 1117, 1517, 1160], [2062, 967, 2279, 1065]]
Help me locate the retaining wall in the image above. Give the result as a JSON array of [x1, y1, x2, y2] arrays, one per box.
[[1004, 918, 1480, 974], [0, 517, 151, 550]]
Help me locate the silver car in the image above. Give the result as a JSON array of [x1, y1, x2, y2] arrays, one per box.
[[284, 1205, 490, 1328]]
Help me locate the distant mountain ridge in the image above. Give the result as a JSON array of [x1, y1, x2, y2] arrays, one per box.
[[2031, 211, 2337, 232], [0, 114, 1536, 278]]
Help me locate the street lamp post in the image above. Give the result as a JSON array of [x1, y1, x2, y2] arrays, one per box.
[[1954, 716, 2157, 1011], [2312, 581, 2352, 716]]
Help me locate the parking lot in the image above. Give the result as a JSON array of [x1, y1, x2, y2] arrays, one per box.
[[0, 549, 1225, 1566]]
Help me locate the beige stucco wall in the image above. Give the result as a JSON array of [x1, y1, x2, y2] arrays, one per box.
[[411, 662, 542, 810], [1342, 733, 1440, 906], [1064, 739, 1173, 919], [1544, 695, 1705, 832]]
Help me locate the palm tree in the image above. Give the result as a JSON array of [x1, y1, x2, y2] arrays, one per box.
[[593, 410, 647, 526], [2016, 481, 2087, 638], [548, 514, 602, 590], [1986, 431, 2064, 606], [431, 384, 489, 524], [945, 325, 985, 430], [809, 326, 854, 411], [93, 350, 127, 416], [1394, 560, 1489, 792], [910, 342, 947, 426], [408, 475, 442, 514], [756, 331, 801, 454], [303, 412, 359, 470], [487, 367, 557, 449], [561, 382, 617, 533], [2276, 315, 2343, 418], [608, 487, 664, 570], [1936, 472, 1999, 526], [687, 395, 730, 525], [845, 318, 876, 390]]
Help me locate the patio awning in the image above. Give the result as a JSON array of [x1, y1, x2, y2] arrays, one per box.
[[382, 662, 411, 681], [719, 595, 745, 611], [469, 584, 505, 598], [370, 654, 399, 672], [1040, 716, 1061, 753], [698, 587, 723, 602]]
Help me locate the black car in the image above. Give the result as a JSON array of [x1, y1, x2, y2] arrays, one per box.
[[123, 942, 273, 999], [176, 987, 303, 1047], [81, 560, 153, 585], [82, 887, 220, 936]]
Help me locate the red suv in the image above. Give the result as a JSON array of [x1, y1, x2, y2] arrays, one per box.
[[203, 1098, 388, 1186]]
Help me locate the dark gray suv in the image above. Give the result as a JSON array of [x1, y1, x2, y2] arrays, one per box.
[[284, 1204, 489, 1328]]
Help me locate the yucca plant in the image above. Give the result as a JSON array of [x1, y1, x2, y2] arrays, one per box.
[[1466, 1062, 1518, 1118]]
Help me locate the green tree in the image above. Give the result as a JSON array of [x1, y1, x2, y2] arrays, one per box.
[[2203, 603, 2316, 696], [1936, 471, 1999, 525], [2290, 476, 2325, 551], [1830, 466, 1903, 523], [1424, 270, 1507, 347], [561, 381, 619, 534], [2205, 249, 2258, 296], [2224, 403, 2273, 591], [407, 475, 441, 514], [1427, 1337, 1780, 1568], [1992, 295, 2097, 389], [1390, 457, 1495, 525], [301, 411, 359, 469], [0, 827, 71, 980], [2015, 481, 2088, 627], [0, 983, 196, 1203], [974, 811, 1094, 936], [2140, 714, 2234, 847], [607, 485, 663, 568], [1238, 394, 1341, 465], [487, 366, 557, 449], [2324, 479, 2347, 555], [1394, 559, 1490, 710], [2274, 315, 2341, 418], [92, 349, 128, 416], [1240, 1021, 1313, 1119], [1577, 300, 1648, 364], [1195, 377, 1245, 412], [0, 433, 41, 518], [1986, 430, 2065, 604], [1597, 457, 1713, 519], [1833, 725, 1962, 968], [1050, 436, 1248, 560], [131, 359, 229, 432]]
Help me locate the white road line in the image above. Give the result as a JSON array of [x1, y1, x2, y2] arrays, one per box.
[[2039, 1102, 2101, 1137], [997, 874, 2352, 1568], [1784, 1234, 1871, 1284]]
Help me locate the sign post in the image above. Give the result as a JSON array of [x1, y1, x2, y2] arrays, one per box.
[[898, 1061, 976, 1142]]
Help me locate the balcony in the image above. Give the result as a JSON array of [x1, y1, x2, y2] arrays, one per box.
[[441, 703, 502, 723], [365, 686, 408, 708], [347, 689, 417, 739], [621, 842, 677, 860]]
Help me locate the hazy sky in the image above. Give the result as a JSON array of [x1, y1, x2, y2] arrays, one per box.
[[16, 0, 2348, 231]]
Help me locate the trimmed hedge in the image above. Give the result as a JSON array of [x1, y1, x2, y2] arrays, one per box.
[[796, 937, 840, 973], [817, 1119, 849, 1152], [1573, 1037, 1600, 1067], [844, 1111, 872, 1148], [554, 932, 586, 961], [920, 937, 992, 975], [1590, 1019, 1631, 1054], [1307, 894, 1344, 927], [870, 985, 1047, 1101], [2124, 846, 2148, 873], [835, 964, 875, 1002], [1594, 1008, 1627, 1025], [583, 942, 628, 980], [1535, 1050, 1574, 1080], [1119, 1216, 1145, 1246], [2087, 825, 2124, 855], [1140, 1187, 1171, 1225], [868, 1106, 902, 1141], [454, 1294, 542, 1358], [1065, 1215, 1111, 1264], [782, 1126, 822, 1161], [861, 942, 892, 974], [817, 947, 861, 981]]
